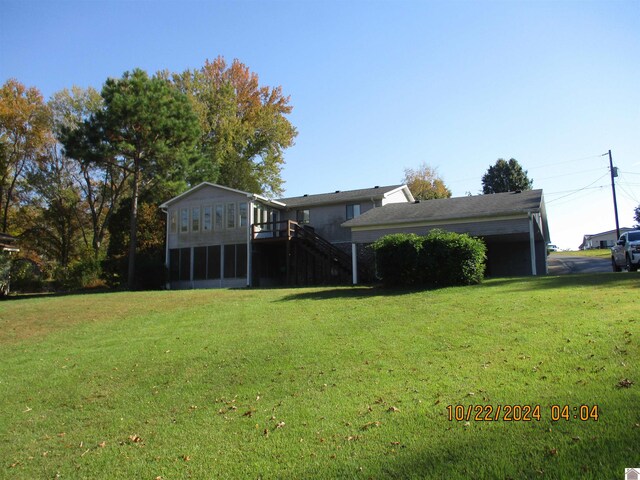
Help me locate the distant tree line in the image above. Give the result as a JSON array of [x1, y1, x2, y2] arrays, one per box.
[[0, 57, 297, 292]]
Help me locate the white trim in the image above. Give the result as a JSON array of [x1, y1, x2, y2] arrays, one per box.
[[382, 184, 415, 203], [247, 201, 253, 287], [159, 182, 285, 209]]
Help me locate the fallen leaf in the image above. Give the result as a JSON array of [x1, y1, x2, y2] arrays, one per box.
[[548, 448, 558, 456], [617, 378, 633, 388], [263, 428, 269, 437], [275, 421, 285, 429], [98, 441, 106, 448], [128, 435, 142, 443], [183, 455, 191, 462], [387, 406, 400, 413]]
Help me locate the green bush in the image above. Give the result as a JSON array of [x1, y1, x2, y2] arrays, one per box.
[[370, 233, 423, 286], [55, 256, 104, 291], [10, 259, 45, 293], [371, 230, 486, 288], [421, 229, 486, 287], [0, 254, 11, 297]]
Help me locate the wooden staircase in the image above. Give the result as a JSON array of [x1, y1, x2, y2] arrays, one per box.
[[252, 220, 368, 286]]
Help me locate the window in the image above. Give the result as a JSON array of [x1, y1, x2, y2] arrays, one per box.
[[203, 206, 212, 232], [170, 211, 177, 234], [207, 245, 221, 279], [296, 209, 310, 224], [193, 246, 207, 280], [224, 245, 236, 278], [227, 203, 236, 229], [223, 244, 247, 279], [191, 206, 200, 233], [169, 249, 180, 281], [179, 248, 191, 281], [214, 204, 224, 230], [180, 208, 189, 233], [346, 204, 361, 220], [239, 203, 248, 227]]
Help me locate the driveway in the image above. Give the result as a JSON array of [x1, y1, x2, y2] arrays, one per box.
[[547, 254, 612, 275]]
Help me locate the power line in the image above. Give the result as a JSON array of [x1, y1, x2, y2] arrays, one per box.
[[546, 172, 610, 204]]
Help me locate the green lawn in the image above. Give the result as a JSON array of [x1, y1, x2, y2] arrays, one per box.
[[552, 249, 611, 259], [1, 275, 638, 479]]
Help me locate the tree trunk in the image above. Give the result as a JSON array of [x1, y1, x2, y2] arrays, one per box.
[[127, 164, 139, 290]]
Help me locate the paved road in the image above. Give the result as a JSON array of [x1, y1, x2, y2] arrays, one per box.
[[547, 255, 613, 275]]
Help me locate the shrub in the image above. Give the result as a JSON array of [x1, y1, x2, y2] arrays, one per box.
[[55, 256, 104, 291], [371, 230, 486, 288], [0, 254, 11, 297], [421, 229, 486, 287], [10, 258, 45, 293], [370, 233, 423, 286]]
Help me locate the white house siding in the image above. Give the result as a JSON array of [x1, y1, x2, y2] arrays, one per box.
[[165, 185, 251, 289]]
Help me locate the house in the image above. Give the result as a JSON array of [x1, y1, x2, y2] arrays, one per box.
[[579, 227, 634, 250], [343, 189, 549, 277], [160, 183, 550, 289]]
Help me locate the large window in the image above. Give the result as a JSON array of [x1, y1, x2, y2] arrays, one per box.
[[346, 204, 361, 220], [226, 203, 236, 229], [215, 204, 224, 230], [296, 209, 310, 224], [193, 246, 207, 280], [179, 248, 190, 281], [203, 206, 212, 232], [207, 245, 221, 279], [239, 203, 248, 227], [191, 207, 200, 233], [180, 208, 189, 233], [223, 244, 247, 279], [170, 211, 177, 233]]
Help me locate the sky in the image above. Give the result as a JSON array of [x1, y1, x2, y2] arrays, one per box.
[[1, 0, 639, 249]]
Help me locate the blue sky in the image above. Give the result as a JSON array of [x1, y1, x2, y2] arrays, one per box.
[[2, 0, 639, 249]]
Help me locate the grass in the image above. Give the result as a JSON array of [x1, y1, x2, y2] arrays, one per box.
[[552, 249, 611, 259], [0, 274, 638, 479]]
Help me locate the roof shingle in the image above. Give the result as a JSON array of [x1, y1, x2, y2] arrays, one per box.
[[342, 190, 544, 228]]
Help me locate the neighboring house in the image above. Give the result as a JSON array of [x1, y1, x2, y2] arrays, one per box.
[[579, 227, 634, 250], [343, 189, 549, 277], [0, 232, 19, 253], [160, 184, 550, 289]]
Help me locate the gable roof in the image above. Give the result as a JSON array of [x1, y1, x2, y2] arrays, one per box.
[[278, 185, 413, 209], [159, 182, 285, 209], [343, 190, 545, 228]]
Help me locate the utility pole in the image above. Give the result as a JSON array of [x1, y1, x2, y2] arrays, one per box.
[[607, 149, 620, 240]]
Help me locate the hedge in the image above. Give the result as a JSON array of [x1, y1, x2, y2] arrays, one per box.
[[371, 229, 486, 287]]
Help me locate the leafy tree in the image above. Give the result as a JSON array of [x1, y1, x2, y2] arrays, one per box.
[[62, 69, 201, 289], [50, 87, 127, 257], [0, 79, 53, 232], [634, 204, 640, 228], [481, 158, 533, 194], [172, 56, 297, 196], [403, 163, 452, 200], [21, 146, 86, 269]]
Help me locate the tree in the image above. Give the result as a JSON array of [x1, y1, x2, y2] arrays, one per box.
[[634, 204, 640, 228], [172, 56, 297, 196], [482, 158, 533, 194], [62, 69, 201, 289], [403, 163, 452, 200], [50, 87, 128, 257], [0, 79, 53, 232]]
